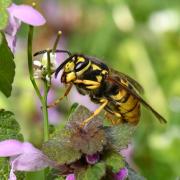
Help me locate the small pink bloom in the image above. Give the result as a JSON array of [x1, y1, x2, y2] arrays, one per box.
[[86, 153, 100, 165], [5, 3, 46, 53], [66, 174, 75, 180], [0, 140, 54, 180], [115, 168, 128, 180]]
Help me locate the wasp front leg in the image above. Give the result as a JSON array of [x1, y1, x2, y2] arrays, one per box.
[[74, 79, 100, 89], [48, 83, 73, 108], [80, 99, 108, 128]]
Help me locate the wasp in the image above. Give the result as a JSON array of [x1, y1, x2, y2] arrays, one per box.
[[34, 50, 167, 127]]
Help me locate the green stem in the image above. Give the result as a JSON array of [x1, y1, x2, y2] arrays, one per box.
[[42, 81, 49, 141], [52, 31, 62, 54], [27, 25, 49, 142], [27, 25, 43, 102]]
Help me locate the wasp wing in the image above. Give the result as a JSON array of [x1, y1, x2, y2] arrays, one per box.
[[110, 68, 144, 94], [107, 76, 167, 124]]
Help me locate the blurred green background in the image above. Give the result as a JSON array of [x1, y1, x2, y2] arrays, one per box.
[[0, 0, 180, 179]]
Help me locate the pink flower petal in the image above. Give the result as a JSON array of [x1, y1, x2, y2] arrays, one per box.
[[5, 33, 17, 53], [10, 142, 55, 171], [66, 174, 75, 180], [10, 4, 46, 26], [6, 4, 21, 36], [0, 140, 23, 157]]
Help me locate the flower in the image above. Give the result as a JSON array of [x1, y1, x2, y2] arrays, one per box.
[[115, 167, 128, 180], [0, 140, 55, 180], [66, 174, 75, 180], [33, 52, 57, 79], [85, 153, 100, 165], [5, 3, 46, 53]]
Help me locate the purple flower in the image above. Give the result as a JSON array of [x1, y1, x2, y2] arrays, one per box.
[[86, 153, 100, 165], [0, 140, 55, 180], [5, 3, 46, 53], [115, 168, 128, 180], [66, 174, 75, 180]]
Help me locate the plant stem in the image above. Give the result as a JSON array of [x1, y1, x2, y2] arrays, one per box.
[[27, 25, 43, 102], [27, 25, 49, 141], [52, 31, 62, 54], [42, 81, 49, 141]]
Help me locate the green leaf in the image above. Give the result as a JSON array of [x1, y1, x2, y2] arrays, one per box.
[[0, 0, 11, 9], [76, 162, 106, 180], [104, 123, 136, 151], [0, 108, 24, 180], [127, 166, 146, 180], [42, 131, 81, 164], [0, 32, 15, 97], [0, 10, 8, 30], [0, 109, 24, 141], [103, 151, 125, 173], [0, 158, 9, 180], [68, 102, 79, 117], [68, 105, 107, 155]]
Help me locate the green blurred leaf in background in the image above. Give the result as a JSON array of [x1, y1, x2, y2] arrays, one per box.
[[0, 32, 15, 97]]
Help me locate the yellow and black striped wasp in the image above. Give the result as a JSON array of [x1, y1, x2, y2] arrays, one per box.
[[34, 50, 167, 127]]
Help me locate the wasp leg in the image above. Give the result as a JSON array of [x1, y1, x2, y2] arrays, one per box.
[[105, 112, 122, 125], [80, 99, 108, 128], [47, 84, 73, 108], [74, 79, 100, 86], [74, 79, 100, 89]]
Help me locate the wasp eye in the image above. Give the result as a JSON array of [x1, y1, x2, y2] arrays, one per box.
[[75, 62, 86, 71]]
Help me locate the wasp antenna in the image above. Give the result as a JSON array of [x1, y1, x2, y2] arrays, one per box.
[[55, 56, 72, 78], [34, 49, 72, 57], [33, 50, 48, 56], [55, 49, 72, 56]]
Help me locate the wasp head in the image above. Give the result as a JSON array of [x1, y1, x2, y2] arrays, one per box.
[[55, 55, 91, 84]]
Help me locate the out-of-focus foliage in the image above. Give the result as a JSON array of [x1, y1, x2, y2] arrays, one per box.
[[0, 0, 11, 30], [0, 109, 24, 179], [1, 0, 180, 179], [0, 33, 15, 97], [0, 109, 23, 141]]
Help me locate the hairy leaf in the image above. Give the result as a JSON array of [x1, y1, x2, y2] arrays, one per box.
[[76, 162, 106, 180], [0, 32, 15, 97], [104, 123, 136, 151], [0, 109, 23, 141], [127, 166, 146, 180], [0, 109, 24, 180], [42, 132, 81, 165], [103, 151, 125, 173], [0, 158, 9, 180], [67, 105, 107, 154]]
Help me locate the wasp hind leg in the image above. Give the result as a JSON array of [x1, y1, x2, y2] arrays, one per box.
[[80, 99, 108, 128], [105, 110, 122, 125], [47, 84, 73, 108]]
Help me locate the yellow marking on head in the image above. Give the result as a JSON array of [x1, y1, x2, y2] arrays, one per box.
[[77, 57, 85, 63], [66, 72, 76, 82], [76, 61, 91, 76], [96, 75, 102, 82], [92, 64, 102, 70], [64, 61, 75, 72], [111, 89, 127, 101]]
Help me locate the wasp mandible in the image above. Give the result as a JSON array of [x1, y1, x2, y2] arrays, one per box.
[[34, 50, 167, 127]]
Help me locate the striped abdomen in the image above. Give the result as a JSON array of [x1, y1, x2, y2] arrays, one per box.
[[107, 82, 141, 124]]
